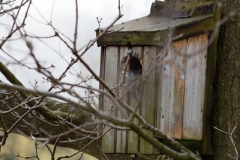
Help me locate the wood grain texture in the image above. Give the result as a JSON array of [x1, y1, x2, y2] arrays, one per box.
[[159, 39, 186, 139], [140, 46, 157, 154], [99, 47, 106, 112], [116, 46, 128, 153], [102, 46, 119, 153], [128, 46, 142, 153], [183, 33, 208, 140]]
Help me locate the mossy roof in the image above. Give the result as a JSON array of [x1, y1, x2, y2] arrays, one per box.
[[96, 1, 215, 46]]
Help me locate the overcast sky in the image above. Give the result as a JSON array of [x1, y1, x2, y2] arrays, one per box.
[[0, 0, 155, 96]]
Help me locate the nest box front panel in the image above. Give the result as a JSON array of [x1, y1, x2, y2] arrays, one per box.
[[100, 33, 208, 154]]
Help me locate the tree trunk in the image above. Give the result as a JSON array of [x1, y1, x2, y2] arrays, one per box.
[[213, 0, 240, 159]]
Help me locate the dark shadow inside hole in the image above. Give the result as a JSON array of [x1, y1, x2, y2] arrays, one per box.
[[129, 56, 142, 76]]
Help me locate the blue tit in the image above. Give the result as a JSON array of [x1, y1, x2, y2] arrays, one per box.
[[122, 47, 142, 101], [126, 70, 139, 102], [125, 47, 133, 56]]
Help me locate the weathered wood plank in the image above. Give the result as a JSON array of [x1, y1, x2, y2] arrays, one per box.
[[99, 47, 106, 137], [99, 47, 106, 112], [102, 46, 119, 153], [128, 46, 142, 153], [140, 46, 157, 154], [183, 33, 208, 140], [116, 46, 128, 153], [155, 47, 162, 136], [159, 39, 186, 139]]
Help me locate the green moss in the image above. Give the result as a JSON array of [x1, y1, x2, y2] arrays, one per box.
[[97, 17, 214, 47], [97, 31, 169, 46]]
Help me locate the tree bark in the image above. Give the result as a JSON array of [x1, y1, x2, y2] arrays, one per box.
[[213, 0, 240, 159]]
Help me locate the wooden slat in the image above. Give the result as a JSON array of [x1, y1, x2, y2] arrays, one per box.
[[102, 46, 119, 153], [128, 46, 142, 153], [140, 46, 157, 154], [183, 33, 208, 140], [116, 46, 128, 153], [99, 47, 106, 136], [99, 47, 106, 112], [156, 47, 163, 138], [159, 39, 186, 139]]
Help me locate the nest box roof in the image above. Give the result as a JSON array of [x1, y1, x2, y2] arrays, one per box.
[[96, 1, 215, 46]]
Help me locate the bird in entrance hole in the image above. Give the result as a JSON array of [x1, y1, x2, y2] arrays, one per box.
[[121, 47, 142, 101]]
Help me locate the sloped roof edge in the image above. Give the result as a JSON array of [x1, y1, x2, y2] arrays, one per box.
[[96, 1, 214, 46]]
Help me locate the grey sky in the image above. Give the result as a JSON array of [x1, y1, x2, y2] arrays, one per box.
[[0, 0, 154, 95]]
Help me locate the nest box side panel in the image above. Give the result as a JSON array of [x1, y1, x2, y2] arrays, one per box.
[[183, 33, 208, 141], [140, 46, 157, 154], [159, 39, 187, 139], [102, 46, 119, 153]]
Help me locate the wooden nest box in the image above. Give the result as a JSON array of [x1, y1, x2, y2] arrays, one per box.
[[96, 0, 218, 157]]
